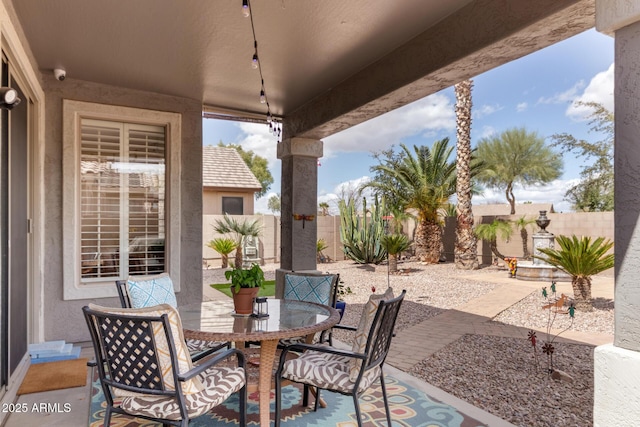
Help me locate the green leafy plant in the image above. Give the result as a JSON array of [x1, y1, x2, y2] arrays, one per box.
[[224, 263, 265, 293], [213, 214, 261, 268], [381, 233, 411, 273], [474, 219, 514, 262], [535, 235, 614, 312], [339, 196, 387, 264], [206, 237, 237, 268]]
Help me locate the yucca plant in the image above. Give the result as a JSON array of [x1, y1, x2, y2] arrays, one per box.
[[535, 235, 614, 312], [381, 233, 411, 273], [339, 197, 387, 264], [474, 219, 513, 262], [206, 237, 236, 268]]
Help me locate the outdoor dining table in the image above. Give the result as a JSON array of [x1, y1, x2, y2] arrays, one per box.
[[179, 298, 341, 427]]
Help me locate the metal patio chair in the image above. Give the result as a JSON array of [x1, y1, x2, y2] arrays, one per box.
[[83, 304, 247, 427]]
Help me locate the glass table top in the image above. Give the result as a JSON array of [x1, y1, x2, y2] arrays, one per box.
[[179, 298, 339, 342]]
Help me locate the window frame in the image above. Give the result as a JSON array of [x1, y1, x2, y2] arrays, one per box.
[[62, 100, 181, 300], [222, 196, 244, 215]]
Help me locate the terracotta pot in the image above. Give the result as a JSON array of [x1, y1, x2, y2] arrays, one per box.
[[231, 287, 259, 315]]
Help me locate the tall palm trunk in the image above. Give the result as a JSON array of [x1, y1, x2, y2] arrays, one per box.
[[520, 227, 530, 259], [454, 79, 478, 269], [417, 219, 442, 263], [572, 276, 594, 312]]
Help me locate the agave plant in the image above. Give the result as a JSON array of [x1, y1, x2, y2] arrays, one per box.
[[535, 235, 614, 312], [206, 237, 236, 268], [381, 233, 411, 273], [339, 197, 387, 264]]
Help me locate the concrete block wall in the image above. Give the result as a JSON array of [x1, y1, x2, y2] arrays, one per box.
[[202, 211, 614, 267]]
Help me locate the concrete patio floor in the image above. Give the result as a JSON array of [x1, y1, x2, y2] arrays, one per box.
[[2, 270, 613, 427]]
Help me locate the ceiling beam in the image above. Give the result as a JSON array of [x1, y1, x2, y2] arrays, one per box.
[[285, 0, 595, 140]]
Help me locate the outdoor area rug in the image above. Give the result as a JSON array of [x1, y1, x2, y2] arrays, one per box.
[[18, 358, 88, 395], [89, 370, 487, 427]]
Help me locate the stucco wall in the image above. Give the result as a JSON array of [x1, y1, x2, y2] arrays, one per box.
[[42, 75, 203, 343], [203, 189, 256, 215]]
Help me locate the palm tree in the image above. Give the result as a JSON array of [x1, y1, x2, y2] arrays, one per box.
[[536, 235, 614, 312], [213, 214, 261, 268], [381, 233, 411, 273], [474, 219, 514, 262], [454, 79, 478, 270], [318, 202, 330, 216], [368, 140, 457, 263], [206, 237, 236, 268], [514, 216, 536, 259], [475, 127, 563, 214]]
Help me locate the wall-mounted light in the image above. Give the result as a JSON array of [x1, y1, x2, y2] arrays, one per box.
[[0, 87, 21, 110]]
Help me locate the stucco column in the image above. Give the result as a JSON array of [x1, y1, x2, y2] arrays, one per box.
[[594, 2, 640, 425], [275, 137, 322, 296]]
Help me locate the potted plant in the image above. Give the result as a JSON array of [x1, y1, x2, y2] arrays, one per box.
[[224, 263, 265, 315]]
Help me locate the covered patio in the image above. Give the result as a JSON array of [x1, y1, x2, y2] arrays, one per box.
[[0, 0, 638, 425]]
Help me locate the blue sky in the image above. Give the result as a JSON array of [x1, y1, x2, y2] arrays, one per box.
[[203, 28, 614, 214]]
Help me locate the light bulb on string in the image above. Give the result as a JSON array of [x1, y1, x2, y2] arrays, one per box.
[[242, 0, 250, 17], [259, 90, 266, 104], [266, 112, 272, 123], [251, 53, 259, 69]]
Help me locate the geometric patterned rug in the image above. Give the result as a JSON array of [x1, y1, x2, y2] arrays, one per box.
[[88, 372, 488, 427]]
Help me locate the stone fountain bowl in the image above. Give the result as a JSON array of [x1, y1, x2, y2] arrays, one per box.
[[516, 260, 572, 282]]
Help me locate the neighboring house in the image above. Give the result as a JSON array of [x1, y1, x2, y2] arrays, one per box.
[[202, 146, 262, 215]]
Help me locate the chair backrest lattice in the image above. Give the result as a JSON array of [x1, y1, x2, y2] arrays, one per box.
[[84, 307, 176, 396], [284, 272, 340, 308], [363, 290, 406, 372]]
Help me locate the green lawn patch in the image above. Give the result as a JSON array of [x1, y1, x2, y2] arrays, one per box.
[[210, 280, 276, 298]]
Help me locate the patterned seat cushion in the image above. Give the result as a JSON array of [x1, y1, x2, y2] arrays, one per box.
[[127, 273, 178, 308], [348, 288, 394, 381], [284, 274, 335, 305], [88, 303, 203, 397], [281, 348, 380, 394], [119, 366, 245, 420]]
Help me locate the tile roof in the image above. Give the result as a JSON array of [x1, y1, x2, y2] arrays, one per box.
[[202, 146, 262, 190]]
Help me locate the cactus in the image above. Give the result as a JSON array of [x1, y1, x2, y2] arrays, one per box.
[[339, 197, 388, 264]]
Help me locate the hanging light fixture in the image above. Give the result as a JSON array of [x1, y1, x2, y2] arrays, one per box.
[[241, 0, 250, 17], [243, 0, 282, 143]]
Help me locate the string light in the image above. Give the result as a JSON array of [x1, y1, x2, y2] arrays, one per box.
[[242, 0, 282, 142], [241, 0, 250, 17]]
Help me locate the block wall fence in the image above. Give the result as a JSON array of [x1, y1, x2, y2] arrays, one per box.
[[202, 211, 614, 268]]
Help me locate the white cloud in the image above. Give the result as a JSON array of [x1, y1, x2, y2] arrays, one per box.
[[479, 125, 497, 139], [237, 122, 280, 168], [474, 178, 580, 213], [516, 102, 528, 112], [537, 80, 586, 105], [566, 63, 614, 120], [473, 104, 503, 119], [323, 93, 455, 158]]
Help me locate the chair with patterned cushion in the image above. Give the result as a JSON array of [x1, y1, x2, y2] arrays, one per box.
[[116, 273, 229, 361], [282, 272, 340, 344], [274, 289, 405, 427], [83, 303, 247, 427]]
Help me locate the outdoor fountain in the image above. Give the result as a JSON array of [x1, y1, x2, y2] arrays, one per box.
[[515, 211, 571, 281]]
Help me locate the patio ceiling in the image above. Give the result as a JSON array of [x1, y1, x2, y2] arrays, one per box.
[[11, 0, 594, 139]]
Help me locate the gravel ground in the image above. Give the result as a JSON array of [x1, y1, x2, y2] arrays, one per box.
[[203, 260, 613, 427]]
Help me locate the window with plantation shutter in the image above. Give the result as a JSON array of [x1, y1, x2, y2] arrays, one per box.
[[80, 119, 166, 280], [63, 100, 182, 300]]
